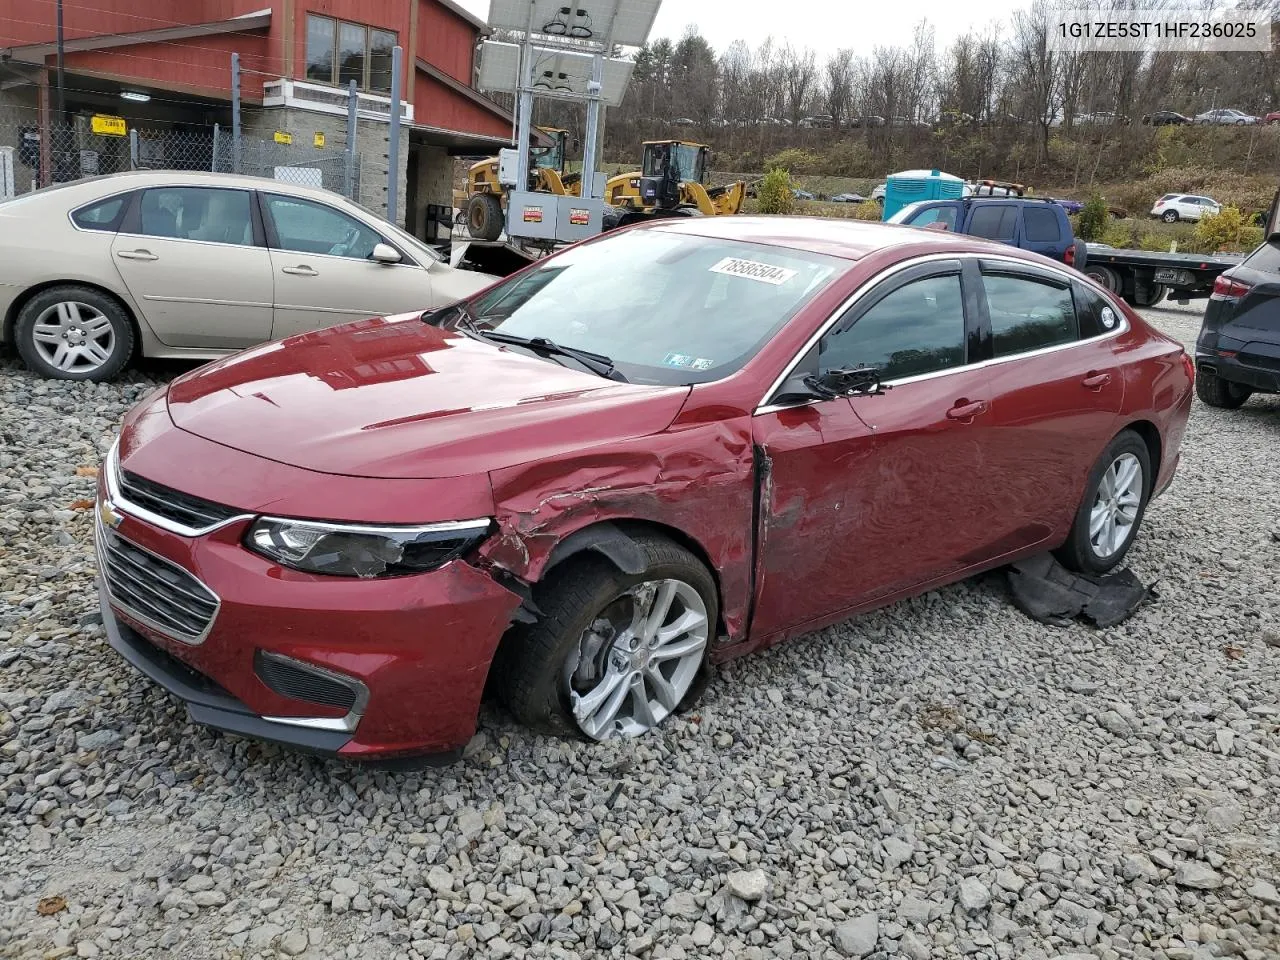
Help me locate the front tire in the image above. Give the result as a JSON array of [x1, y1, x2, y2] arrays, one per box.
[[1058, 431, 1152, 575], [1196, 368, 1252, 408], [15, 285, 134, 381], [497, 535, 717, 741]]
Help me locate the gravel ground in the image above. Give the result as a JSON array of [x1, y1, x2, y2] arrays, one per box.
[[1, 301, 1278, 960]]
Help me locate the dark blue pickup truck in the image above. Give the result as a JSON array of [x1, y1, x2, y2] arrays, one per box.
[[888, 196, 1240, 306]]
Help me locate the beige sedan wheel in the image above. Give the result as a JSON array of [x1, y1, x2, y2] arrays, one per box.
[[16, 285, 134, 381]]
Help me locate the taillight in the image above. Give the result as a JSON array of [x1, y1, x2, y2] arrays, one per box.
[[1181, 351, 1194, 384], [1064, 244, 1075, 266], [1211, 274, 1252, 299]]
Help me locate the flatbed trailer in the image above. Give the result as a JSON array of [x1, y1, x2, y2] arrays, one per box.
[[1083, 245, 1243, 306]]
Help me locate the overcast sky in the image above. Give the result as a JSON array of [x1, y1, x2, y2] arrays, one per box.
[[454, 0, 1030, 56]]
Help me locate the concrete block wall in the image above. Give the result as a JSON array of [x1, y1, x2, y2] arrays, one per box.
[[240, 105, 408, 226]]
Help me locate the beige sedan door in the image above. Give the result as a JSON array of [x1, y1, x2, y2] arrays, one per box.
[[260, 193, 437, 339], [109, 186, 274, 348]]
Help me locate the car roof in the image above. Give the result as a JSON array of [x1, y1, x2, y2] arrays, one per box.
[[644, 215, 1050, 262], [7, 169, 354, 208]]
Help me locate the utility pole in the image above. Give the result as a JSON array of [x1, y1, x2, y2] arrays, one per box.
[[387, 45, 402, 223], [55, 0, 65, 124], [345, 80, 358, 200]]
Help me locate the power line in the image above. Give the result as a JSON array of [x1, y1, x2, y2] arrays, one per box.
[[2, 12, 292, 73], [9, 0, 296, 62], [3, 80, 240, 112]]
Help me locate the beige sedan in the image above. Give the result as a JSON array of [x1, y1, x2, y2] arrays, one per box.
[[0, 171, 495, 380]]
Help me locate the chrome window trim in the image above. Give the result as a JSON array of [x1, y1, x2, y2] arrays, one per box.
[[105, 439, 254, 537], [94, 516, 221, 646], [754, 251, 1129, 415], [258, 651, 370, 734], [113, 230, 264, 252]]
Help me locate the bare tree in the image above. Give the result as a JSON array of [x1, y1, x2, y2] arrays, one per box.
[[824, 49, 856, 129], [1009, 0, 1060, 159], [779, 45, 818, 126]]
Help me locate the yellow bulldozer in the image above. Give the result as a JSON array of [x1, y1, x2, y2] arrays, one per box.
[[463, 127, 581, 240], [604, 141, 747, 227]]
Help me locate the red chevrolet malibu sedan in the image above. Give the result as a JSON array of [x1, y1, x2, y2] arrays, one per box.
[[96, 218, 1193, 760]]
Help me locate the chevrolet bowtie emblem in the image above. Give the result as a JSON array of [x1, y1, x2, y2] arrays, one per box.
[[98, 498, 124, 530]]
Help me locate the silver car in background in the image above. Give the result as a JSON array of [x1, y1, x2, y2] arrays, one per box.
[[0, 171, 494, 380]]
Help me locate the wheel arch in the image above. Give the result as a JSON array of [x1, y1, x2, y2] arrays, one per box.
[[537, 518, 727, 638], [4, 279, 141, 356], [1118, 419, 1162, 493]]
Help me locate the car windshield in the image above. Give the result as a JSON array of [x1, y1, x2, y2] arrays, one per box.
[[458, 229, 845, 385]]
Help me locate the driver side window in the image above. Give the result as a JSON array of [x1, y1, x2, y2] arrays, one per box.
[[264, 194, 384, 260], [820, 273, 967, 382]]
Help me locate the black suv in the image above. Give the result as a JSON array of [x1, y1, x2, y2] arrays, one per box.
[[1195, 191, 1280, 408]]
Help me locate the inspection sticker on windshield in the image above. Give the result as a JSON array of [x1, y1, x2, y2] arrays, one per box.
[[709, 257, 797, 285]]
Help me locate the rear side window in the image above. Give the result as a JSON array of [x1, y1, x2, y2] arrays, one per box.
[[1074, 283, 1124, 339], [983, 273, 1078, 356], [1023, 207, 1062, 242], [71, 194, 128, 232], [969, 206, 1017, 242], [1243, 240, 1280, 273]]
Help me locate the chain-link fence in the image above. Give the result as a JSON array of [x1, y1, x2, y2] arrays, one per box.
[[0, 120, 360, 201]]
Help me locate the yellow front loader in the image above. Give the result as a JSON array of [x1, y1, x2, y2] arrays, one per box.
[[604, 141, 747, 226], [464, 128, 581, 240]]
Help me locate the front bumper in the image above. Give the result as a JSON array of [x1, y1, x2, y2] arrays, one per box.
[[101, 586, 356, 755], [96, 497, 523, 760]]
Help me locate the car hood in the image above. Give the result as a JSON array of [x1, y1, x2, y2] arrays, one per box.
[[166, 315, 691, 479]]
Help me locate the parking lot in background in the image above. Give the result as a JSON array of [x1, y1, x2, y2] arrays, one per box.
[[1, 300, 1277, 959]]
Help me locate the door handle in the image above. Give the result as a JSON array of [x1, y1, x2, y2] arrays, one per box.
[[946, 399, 988, 422], [1082, 372, 1112, 390], [282, 265, 318, 277], [116, 249, 158, 261]]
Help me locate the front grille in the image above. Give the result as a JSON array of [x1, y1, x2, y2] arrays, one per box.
[[99, 525, 219, 644], [254, 653, 358, 711], [120, 471, 242, 531]]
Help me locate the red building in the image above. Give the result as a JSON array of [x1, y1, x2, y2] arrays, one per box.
[[0, 0, 514, 234]]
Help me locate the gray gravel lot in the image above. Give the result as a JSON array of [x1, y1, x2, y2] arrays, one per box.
[[1, 302, 1278, 960]]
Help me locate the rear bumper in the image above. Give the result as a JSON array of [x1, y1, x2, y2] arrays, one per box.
[[1196, 349, 1280, 394]]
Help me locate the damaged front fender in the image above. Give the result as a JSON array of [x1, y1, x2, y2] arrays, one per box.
[[476, 419, 757, 642]]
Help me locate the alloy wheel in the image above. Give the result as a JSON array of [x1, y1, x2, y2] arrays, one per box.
[[30, 301, 116, 374], [1089, 453, 1144, 559], [563, 579, 708, 740]]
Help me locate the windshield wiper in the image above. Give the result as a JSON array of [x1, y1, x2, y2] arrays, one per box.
[[422, 301, 490, 342], [478, 330, 626, 382]]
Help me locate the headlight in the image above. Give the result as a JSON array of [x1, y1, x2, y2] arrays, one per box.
[[245, 517, 491, 578]]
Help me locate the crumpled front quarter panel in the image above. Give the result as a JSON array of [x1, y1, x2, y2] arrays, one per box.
[[479, 418, 758, 640]]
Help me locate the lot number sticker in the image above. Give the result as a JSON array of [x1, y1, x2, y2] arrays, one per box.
[[709, 257, 797, 285], [1101, 306, 1117, 329]]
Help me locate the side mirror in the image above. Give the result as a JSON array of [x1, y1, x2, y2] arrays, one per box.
[[371, 243, 402, 265], [771, 366, 887, 405], [806, 366, 887, 399]]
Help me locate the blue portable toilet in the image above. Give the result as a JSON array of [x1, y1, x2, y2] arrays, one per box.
[[881, 168, 964, 221]]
